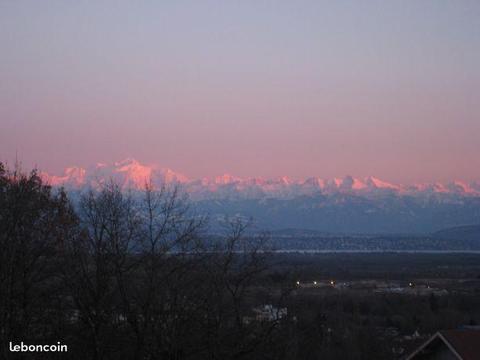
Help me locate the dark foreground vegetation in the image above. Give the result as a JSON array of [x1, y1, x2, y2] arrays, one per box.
[[1, 163, 479, 360]]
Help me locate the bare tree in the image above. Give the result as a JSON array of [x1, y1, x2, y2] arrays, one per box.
[[62, 181, 140, 360], [196, 218, 284, 360], [128, 182, 206, 359]]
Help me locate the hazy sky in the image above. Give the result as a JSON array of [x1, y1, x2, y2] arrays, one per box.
[[1, 1, 479, 182]]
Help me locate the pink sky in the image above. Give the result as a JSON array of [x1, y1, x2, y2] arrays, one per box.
[[1, 1, 479, 183]]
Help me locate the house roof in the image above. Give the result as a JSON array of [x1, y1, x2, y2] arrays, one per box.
[[407, 329, 480, 360], [440, 329, 480, 360]]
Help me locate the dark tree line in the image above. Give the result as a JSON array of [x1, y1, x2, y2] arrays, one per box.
[[0, 164, 288, 360], [3, 163, 478, 360]]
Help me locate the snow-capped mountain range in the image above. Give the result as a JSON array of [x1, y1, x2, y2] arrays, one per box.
[[41, 158, 480, 199], [40, 158, 480, 233]]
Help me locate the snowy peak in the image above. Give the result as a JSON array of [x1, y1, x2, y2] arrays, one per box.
[[365, 176, 400, 190], [446, 181, 476, 194], [41, 167, 86, 187], [214, 174, 241, 185], [42, 158, 188, 189], [113, 158, 154, 188]]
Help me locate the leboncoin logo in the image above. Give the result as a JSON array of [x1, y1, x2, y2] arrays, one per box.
[[9, 341, 68, 352]]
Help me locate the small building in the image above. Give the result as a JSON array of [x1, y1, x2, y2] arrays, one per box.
[[406, 329, 480, 360], [243, 304, 288, 324], [253, 304, 287, 322]]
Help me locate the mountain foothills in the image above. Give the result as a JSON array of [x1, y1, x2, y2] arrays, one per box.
[[41, 158, 480, 233]]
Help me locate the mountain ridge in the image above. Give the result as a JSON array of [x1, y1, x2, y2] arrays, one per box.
[[41, 158, 480, 199]]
